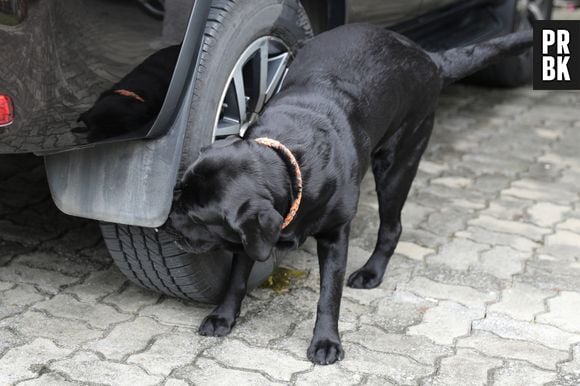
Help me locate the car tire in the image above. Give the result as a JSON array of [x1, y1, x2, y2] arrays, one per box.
[[469, 0, 553, 87], [101, 0, 313, 304]]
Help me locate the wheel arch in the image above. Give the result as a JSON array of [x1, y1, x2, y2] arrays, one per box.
[[300, 0, 346, 33]]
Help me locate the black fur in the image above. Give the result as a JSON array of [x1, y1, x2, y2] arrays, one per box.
[[169, 24, 532, 365], [77, 45, 180, 141]]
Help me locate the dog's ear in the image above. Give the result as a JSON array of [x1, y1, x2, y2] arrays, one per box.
[[236, 206, 283, 262]]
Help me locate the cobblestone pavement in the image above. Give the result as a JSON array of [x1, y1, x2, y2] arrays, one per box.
[[2, 27, 580, 386]]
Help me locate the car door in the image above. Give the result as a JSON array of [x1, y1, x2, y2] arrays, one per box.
[[346, 0, 422, 27]]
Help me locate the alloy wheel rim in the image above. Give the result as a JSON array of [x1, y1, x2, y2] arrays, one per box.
[[212, 36, 291, 140]]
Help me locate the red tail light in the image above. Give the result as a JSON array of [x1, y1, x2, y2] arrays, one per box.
[[0, 95, 15, 126]]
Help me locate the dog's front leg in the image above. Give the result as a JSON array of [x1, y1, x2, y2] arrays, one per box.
[[198, 253, 254, 337], [308, 223, 350, 365]]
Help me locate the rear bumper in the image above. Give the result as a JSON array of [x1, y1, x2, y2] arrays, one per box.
[[0, 0, 201, 155]]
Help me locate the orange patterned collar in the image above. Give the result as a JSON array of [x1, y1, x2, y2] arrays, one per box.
[[254, 137, 303, 229], [113, 89, 145, 103]]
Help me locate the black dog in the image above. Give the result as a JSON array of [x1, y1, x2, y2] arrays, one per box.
[[77, 45, 180, 141], [169, 24, 532, 364]]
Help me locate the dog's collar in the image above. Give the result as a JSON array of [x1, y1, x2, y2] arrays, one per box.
[[113, 89, 145, 103], [254, 137, 303, 229]]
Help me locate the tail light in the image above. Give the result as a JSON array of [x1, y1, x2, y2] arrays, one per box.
[[0, 95, 15, 127]]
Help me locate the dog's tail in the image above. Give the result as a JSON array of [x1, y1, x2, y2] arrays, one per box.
[[429, 30, 533, 88]]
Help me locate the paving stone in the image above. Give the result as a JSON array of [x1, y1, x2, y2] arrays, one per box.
[[174, 358, 279, 385], [502, 179, 578, 204], [50, 351, 163, 386], [230, 294, 307, 347], [458, 330, 568, 370], [558, 218, 580, 233], [128, 333, 209, 376], [545, 230, 580, 258], [0, 338, 73, 384], [515, 266, 580, 293], [420, 208, 472, 237], [163, 378, 190, 386], [415, 264, 505, 292], [13, 251, 104, 277], [537, 292, 580, 333], [343, 325, 452, 365], [469, 215, 550, 242], [63, 267, 127, 302], [206, 340, 312, 382], [0, 310, 103, 346], [394, 241, 435, 262], [408, 301, 482, 345], [0, 283, 46, 308], [0, 328, 24, 355], [527, 203, 570, 227], [419, 160, 449, 174], [102, 283, 160, 313], [473, 314, 580, 350], [0, 265, 79, 295], [339, 343, 433, 384], [85, 317, 172, 360], [140, 298, 214, 328], [0, 281, 13, 291], [424, 348, 502, 386], [488, 283, 554, 321], [17, 372, 83, 385], [558, 345, 580, 379], [477, 246, 529, 279], [481, 196, 531, 222], [456, 226, 539, 252], [33, 293, 131, 329], [294, 364, 363, 385], [361, 290, 435, 333], [431, 176, 473, 189], [493, 361, 557, 386], [427, 238, 489, 271], [401, 277, 496, 308]]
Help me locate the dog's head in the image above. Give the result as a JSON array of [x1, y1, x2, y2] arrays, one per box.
[[77, 93, 152, 141], [168, 137, 284, 262]]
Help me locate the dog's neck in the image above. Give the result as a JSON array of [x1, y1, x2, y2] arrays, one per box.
[[251, 142, 296, 225]]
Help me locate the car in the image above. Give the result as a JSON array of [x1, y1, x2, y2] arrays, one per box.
[[0, 0, 553, 303]]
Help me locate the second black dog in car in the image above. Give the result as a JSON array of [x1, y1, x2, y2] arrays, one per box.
[[169, 24, 533, 365]]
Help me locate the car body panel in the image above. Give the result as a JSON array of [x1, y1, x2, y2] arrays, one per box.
[[0, 0, 193, 155], [347, 0, 422, 26]]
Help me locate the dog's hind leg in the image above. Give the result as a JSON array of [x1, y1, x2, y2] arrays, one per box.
[[198, 253, 254, 336], [347, 114, 435, 289]]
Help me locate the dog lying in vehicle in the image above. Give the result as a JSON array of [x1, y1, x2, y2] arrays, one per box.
[[168, 24, 532, 365], [76, 45, 180, 141]]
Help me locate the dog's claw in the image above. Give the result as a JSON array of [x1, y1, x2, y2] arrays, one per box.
[[307, 338, 344, 365], [347, 268, 383, 289], [198, 314, 235, 337]]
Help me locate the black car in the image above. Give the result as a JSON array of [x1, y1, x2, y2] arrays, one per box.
[[0, 0, 552, 302]]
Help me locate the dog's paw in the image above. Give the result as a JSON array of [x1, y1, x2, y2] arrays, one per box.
[[307, 338, 344, 365], [198, 314, 236, 337], [346, 268, 383, 289]]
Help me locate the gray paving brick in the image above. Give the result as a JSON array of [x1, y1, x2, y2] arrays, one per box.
[[492, 361, 556, 386], [0, 310, 103, 347], [32, 294, 132, 329], [49, 351, 164, 386], [423, 348, 502, 386], [84, 316, 172, 360], [0, 338, 73, 384]]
